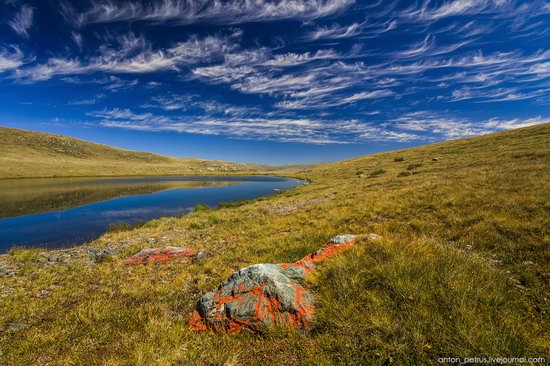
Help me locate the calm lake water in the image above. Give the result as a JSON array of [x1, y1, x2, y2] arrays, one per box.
[[0, 176, 304, 252]]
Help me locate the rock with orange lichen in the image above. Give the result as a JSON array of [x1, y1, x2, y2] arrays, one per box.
[[123, 246, 196, 265], [189, 235, 358, 334]]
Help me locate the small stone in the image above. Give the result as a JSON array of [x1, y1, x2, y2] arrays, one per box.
[[193, 251, 215, 263], [329, 235, 357, 244], [0, 266, 16, 277], [38, 290, 52, 298], [366, 233, 383, 242], [47, 255, 62, 263], [6, 323, 28, 331]]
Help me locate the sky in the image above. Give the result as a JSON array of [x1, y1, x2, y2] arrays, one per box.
[[0, 0, 549, 164]]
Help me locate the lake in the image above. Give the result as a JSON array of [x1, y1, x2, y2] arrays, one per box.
[[0, 176, 304, 252]]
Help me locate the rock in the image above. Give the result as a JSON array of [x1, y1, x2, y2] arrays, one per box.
[[193, 251, 215, 263], [86, 246, 117, 263], [329, 234, 357, 244], [5, 323, 28, 332], [0, 263, 18, 277], [38, 290, 52, 298], [365, 233, 383, 242], [123, 246, 196, 265], [189, 235, 358, 334]]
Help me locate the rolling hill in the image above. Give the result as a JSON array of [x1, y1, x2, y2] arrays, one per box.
[[0, 126, 251, 178]]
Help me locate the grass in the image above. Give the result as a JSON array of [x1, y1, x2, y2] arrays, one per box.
[[0, 126, 251, 179], [0, 124, 549, 365]]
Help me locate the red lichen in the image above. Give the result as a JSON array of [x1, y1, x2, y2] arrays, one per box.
[[123, 247, 196, 265]]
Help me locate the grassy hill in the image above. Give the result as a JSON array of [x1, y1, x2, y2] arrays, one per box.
[[1, 124, 549, 365], [0, 126, 251, 178]]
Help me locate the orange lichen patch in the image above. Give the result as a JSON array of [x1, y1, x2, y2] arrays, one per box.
[[123, 246, 196, 265], [296, 238, 356, 268], [189, 235, 359, 334]]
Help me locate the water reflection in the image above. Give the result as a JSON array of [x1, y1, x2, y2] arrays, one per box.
[[0, 176, 302, 251]]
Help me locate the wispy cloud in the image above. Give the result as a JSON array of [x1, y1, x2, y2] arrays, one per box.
[[394, 111, 549, 139], [71, 32, 83, 51], [64, 0, 354, 27], [13, 32, 238, 81], [142, 94, 257, 115], [89, 106, 420, 144], [0, 46, 27, 73], [8, 4, 34, 38]]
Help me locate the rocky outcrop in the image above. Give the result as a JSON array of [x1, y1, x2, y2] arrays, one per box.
[[189, 234, 369, 334], [123, 246, 197, 265]]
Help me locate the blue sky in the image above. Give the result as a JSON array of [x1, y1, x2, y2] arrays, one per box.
[[0, 0, 549, 164]]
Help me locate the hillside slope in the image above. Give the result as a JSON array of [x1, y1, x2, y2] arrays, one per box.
[[0, 126, 250, 178], [1, 124, 549, 365]]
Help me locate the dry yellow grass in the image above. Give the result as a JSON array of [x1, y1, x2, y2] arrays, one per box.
[[0, 126, 251, 179], [0, 124, 548, 365]]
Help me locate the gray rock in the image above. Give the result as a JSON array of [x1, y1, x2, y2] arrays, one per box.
[[193, 251, 214, 263], [86, 246, 117, 263], [6, 323, 28, 331], [47, 255, 63, 263], [0, 265, 17, 277], [329, 235, 357, 244], [192, 262, 315, 333], [365, 233, 383, 242], [38, 290, 52, 298]]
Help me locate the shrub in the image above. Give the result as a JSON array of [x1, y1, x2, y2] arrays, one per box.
[[407, 163, 422, 170], [193, 203, 211, 212], [107, 221, 146, 233], [219, 200, 250, 209], [368, 169, 387, 178]]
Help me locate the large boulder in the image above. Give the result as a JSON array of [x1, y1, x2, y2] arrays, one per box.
[[189, 234, 360, 334]]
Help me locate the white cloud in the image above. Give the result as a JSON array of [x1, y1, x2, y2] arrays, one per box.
[[305, 22, 364, 41], [13, 33, 237, 81], [394, 111, 549, 139], [89, 106, 422, 144], [8, 4, 34, 38], [0, 46, 28, 73], [66, 0, 354, 27], [482, 116, 550, 130], [71, 32, 83, 51], [68, 98, 98, 106]]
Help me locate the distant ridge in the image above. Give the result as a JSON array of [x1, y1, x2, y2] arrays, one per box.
[[0, 126, 251, 179]]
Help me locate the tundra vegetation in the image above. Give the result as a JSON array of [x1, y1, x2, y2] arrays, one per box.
[[0, 124, 549, 365]]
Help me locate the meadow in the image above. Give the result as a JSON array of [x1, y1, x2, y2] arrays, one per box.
[[0, 124, 548, 365]]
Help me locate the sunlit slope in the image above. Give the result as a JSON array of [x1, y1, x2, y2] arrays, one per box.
[[0, 126, 250, 178]]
